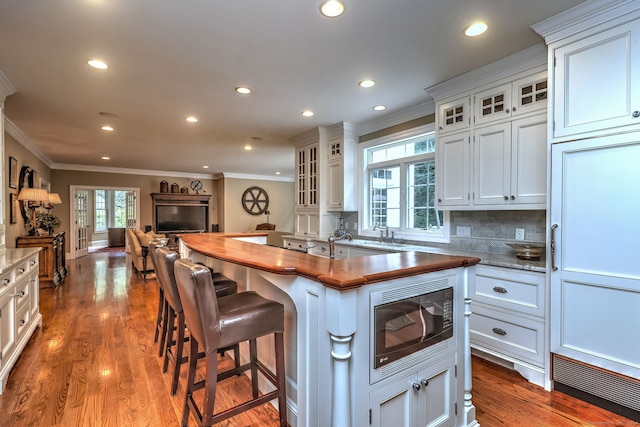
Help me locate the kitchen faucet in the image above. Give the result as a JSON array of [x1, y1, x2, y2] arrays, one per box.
[[328, 233, 353, 259], [373, 224, 395, 243]]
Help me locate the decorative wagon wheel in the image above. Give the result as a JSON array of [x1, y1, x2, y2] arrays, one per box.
[[241, 186, 269, 215]]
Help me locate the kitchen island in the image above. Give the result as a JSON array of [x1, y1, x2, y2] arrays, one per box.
[[180, 233, 481, 427]]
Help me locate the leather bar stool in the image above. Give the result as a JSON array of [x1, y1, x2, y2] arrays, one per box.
[[174, 258, 287, 427], [154, 246, 239, 395], [148, 239, 168, 356]]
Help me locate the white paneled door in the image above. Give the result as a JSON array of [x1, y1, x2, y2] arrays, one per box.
[[75, 189, 89, 258]]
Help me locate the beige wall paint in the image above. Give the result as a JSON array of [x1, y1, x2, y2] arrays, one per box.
[[5, 133, 52, 248], [222, 177, 294, 233], [51, 170, 219, 241]]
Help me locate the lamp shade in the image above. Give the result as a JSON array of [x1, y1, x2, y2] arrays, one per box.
[[17, 188, 49, 202], [48, 192, 62, 205]]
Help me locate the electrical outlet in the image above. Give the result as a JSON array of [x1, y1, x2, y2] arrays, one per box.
[[515, 228, 525, 240], [456, 226, 471, 237]]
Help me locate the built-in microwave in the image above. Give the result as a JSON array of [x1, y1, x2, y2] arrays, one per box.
[[373, 286, 454, 369]]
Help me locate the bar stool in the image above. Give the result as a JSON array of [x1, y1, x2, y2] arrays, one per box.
[[153, 246, 239, 395], [148, 239, 168, 356], [174, 258, 287, 427]]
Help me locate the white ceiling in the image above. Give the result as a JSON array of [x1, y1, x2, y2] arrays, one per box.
[[0, 0, 585, 179]]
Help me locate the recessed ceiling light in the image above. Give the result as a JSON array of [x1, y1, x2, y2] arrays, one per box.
[[101, 156, 110, 160], [373, 105, 387, 111], [275, 172, 281, 175], [465, 22, 488, 37], [320, 0, 344, 17], [186, 116, 198, 123], [203, 165, 209, 169], [87, 59, 108, 70], [359, 80, 375, 88], [101, 125, 114, 131], [244, 145, 253, 151], [235, 87, 252, 94], [301, 110, 314, 117]]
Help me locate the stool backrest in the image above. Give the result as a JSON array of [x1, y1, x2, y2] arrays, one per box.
[[155, 247, 183, 313], [174, 258, 220, 354], [148, 239, 166, 274]]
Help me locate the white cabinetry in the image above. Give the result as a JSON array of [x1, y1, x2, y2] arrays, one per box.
[[0, 250, 42, 394], [293, 128, 325, 237], [431, 61, 548, 210], [470, 265, 547, 387], [369, 355, 456, 427], [326, 122, 357, 212], [550, 19, 640, 141]]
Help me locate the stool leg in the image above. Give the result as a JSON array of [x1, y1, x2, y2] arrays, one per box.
[[182, 336, 199, 427], [163, 306, 176, 374], [158, 299, 169, 358], [275, 332, 288, 427], [233, 344, 241, 370], [250, 339, 259, 399], [171, 312, 186, 395], [154, 287, 164, 343], [202, 352, 218, 426]]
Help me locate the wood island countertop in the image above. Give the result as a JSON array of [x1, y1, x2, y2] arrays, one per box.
[[180, 233, 481, 290]]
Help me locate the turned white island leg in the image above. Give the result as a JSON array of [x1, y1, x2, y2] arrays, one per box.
[[464, 268, 479, 426], [330, 334, 353, 427]]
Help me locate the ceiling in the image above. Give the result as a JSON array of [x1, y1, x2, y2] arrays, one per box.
[[0, 0, 585, 179]]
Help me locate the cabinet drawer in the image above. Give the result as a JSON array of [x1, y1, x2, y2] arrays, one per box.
[[0, 270, 15, 294], [474, 265, 544, 317], [14, 279, 30, 311], [283, 240, 307, 252], [14, 260, 30, 280], [470, 305, 544, 366], [16, 304, 31, 339], [26, 256, 38, 272]]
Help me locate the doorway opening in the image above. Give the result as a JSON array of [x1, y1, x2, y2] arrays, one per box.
[[69, 185, 140, 259]]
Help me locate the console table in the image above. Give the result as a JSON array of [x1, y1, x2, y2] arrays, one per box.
[[16, 232, 67, 287]]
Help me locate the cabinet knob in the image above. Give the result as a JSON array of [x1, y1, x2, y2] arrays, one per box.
[[30, 260, 37, 266], [511, 195, 516, 200], [504, 196, 509, 201], [13, 291, 26, 298], [20, 319, 26, 326], [492, 327, 507, 336], [412, 382, 421, 391], [420, 378, 429, 387], [633, 111, 640, 118], [505, 109, 510, 114], [512, 107, 517, 112], [3, 278, 10, 286], [438, 198, 442, 203], [18, 268, 25, 274]]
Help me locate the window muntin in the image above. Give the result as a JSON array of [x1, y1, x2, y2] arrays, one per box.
[[95, 190, 128, 232], [95, 190, 106, 232], [363, 128, 449, 243]]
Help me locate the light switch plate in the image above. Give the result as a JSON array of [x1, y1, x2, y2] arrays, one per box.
[[515, 228, 525, 240]]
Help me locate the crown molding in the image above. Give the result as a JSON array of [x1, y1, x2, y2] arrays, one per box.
[[532, 0, 640, 45], [425, 43, 547, 102], [51, 163, 217, 180], [0, 70, 16, 102], [356, 100, 435, 136], [220, 172, 294, 183], [4, 117, 54, 167]]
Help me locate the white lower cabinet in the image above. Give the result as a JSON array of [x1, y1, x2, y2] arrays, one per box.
[[294, 209, 320, 237], [470, 265, 547, 387], [0, 250, 42, 394], [369, 355, 457, 427]]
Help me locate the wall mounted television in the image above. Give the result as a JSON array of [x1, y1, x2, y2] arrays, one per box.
[[155, 205, 207, 233]]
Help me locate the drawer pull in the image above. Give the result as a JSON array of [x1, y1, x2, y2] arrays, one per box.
[[12, 291, 26, 298], [2, 278, 10, 286], [493, 286, 508, 294], [18, 268, 25, 274], [19, 319, 26, 326], [30, 260, 37, 266], [492, 327, 507, 336]]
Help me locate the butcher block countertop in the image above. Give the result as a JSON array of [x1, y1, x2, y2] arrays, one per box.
[[180, 233, 481, 291]]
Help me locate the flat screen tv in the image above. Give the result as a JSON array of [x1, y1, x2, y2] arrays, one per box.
[[156, 205, 207, 233]]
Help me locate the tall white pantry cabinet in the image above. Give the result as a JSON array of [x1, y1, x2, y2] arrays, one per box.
[[533, 0, 640, 413]]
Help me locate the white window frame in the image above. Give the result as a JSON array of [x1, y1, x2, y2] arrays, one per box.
[[358, 123, 450, 243]]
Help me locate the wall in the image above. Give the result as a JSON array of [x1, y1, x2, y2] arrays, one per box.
[[51, 169, 219, 242], [221, 177, 294, 233], [4, 133, 52, 248]]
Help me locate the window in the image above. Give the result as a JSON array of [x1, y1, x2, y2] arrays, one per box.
[[94, 190, 129, 232], [362, 126, 449, 242]]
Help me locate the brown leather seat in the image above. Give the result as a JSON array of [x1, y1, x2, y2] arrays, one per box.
[[151, 246, 239, 395], [255, 222, 276, 230], [148, 239, 168, 354], [174, 258, 287, 427]]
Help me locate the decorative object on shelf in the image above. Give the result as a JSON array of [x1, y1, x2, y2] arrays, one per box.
[[26, 211, 61, 235], [160, 180, 169, 193], [180, 186, 188, 194], [18, 187, 50, 235], [9, 192, 17, 224], [190, 179, 203, 194], [171, 183, 179, 193], [241, 186, 269, 215], [9, 156, 17, 189]]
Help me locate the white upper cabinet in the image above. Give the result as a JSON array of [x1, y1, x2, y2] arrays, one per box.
[[437, 96, 471, 134], [548, 16, 640, 141], [436, 131, 471, 207], [326, 122, 357, 212]]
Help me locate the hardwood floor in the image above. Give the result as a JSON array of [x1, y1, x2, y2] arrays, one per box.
[[0, 250, 637, 426]]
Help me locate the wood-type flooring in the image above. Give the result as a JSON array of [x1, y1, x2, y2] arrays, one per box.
[[0, 250, 636, 426]]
